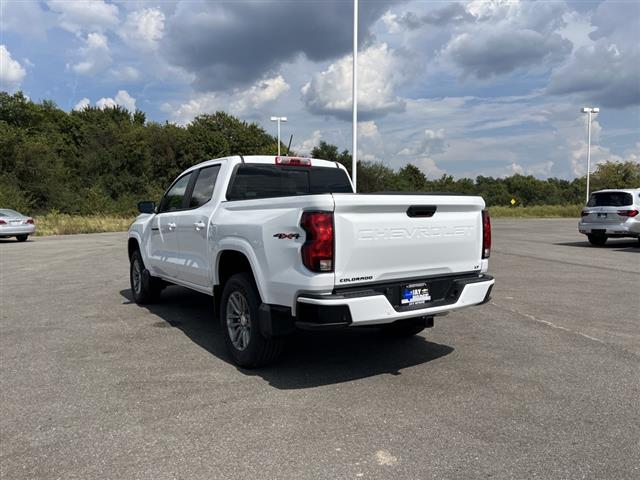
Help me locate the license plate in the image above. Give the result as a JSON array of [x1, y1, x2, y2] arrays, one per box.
[[401, 282, 431, 306], [10, 220, 21, 225], [597, 213, 607, 218]]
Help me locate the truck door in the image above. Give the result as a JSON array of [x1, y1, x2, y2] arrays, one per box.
[[174, 164, 221, 287], [146, 172, 193, 279]]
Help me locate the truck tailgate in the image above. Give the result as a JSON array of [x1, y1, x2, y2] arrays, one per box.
[[332, 194, 485, 285]]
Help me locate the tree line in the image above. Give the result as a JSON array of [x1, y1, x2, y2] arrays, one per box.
[[1, 92, 638, 215]]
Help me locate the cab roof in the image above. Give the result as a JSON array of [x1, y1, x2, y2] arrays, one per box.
[[591, 188, 640, 194], [186, 155, 343, 173]]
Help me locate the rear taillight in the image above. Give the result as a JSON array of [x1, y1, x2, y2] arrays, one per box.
[[482, 209, 491, 259], [581, 210, 589, 217], [0, 219, 6, 225], [618, 209, 639, 217], [301, 212, 334, 272], [276, 156, 312, 167], [26, 218, 34, 224]]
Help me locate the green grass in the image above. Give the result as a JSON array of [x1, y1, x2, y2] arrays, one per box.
[[34, 213, 135, 236], [489, 204, 582, 218]]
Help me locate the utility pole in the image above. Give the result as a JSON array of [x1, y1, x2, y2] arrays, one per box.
[[581, 107, 599, 204], [270, 116, 287, 156], [352, 0, 358, 191]]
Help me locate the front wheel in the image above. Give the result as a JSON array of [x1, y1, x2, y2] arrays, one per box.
[[130, 250, 161, 304], [16, 234, 28, 242], [220, 273, 283, 368], [587, 233, 607, 246]]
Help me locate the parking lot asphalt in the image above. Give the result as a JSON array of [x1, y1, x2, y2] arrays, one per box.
[[1, 219, 639, 480]]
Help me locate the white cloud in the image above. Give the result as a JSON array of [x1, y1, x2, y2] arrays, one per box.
[[507, 162, 525, 176], [120, 8, 165, 51], [499, 160, 553, 179], [359, 121, 380, 139], [47, 0, 119, 33], [301, 43, 407, 120], [72, 32, 112, 75], [96, 97, 117, 109], [399, 129, 447, 157], [294, 130, 323, 156], [414, 157, 445, 178], [73, 97, 90, 111], [381, 10, 401, 33], [440, 1, 571, 79], [355, 121, 386, 163], [231, 75, 290, 112], [110, 66, 141, 82], [395, 127, 447, 177], [0, 45, 27, 92], [169, 93, 220, 125], [547, 41, 640, 108], [0, 1, 50, 39], [168, 75, 291, 124], [527, 161, 554, 177], [96, 90, 137, 112]]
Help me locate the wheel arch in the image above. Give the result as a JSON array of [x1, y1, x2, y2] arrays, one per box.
[[128, 236, 140, 259], [214, 249, 263, 317]]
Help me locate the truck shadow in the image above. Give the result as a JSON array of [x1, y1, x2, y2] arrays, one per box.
[[554, 239, 640, 252], [120, 286, 454, 389]]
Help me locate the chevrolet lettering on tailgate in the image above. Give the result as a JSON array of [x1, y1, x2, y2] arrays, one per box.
[[358, 225, 474, 240]]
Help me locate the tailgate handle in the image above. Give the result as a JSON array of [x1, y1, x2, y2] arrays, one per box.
[[407, 205, 437, 218]]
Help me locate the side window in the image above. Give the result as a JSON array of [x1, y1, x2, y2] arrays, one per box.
[[158, 173, 192, 213], [188, 165, 221, 208]]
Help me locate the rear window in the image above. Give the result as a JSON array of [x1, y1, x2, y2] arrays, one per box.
[[587, 191, 632, 207], [189, 165, 220, 208], [227, 164, 352, 201]]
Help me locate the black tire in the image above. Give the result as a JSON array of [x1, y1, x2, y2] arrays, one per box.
[[381, 317, 428, 337], [16, 234, 28, 242], [220, 272, 283, 368], [130, 249, 162, 304], [587, 233, 607, 246]]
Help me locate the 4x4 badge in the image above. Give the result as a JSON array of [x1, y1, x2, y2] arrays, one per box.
[[273, 233, 300, 240]]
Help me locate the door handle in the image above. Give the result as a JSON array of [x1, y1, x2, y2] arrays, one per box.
[[167, 222, 176, 231], [193, 221, 206, 231]]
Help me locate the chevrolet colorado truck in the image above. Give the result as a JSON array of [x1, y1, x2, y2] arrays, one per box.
[[128, 155, 494, 367]]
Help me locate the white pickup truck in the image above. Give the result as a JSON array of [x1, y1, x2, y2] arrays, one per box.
[[128, 155, 494, 367]]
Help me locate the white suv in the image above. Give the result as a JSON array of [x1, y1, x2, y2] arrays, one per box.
[[579, 188, 640, 246]]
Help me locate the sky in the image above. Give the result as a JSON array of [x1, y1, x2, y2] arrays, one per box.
[[1, 0, 639, 180]]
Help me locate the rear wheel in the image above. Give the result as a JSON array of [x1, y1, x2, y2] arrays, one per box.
[[16, 234, 28, 242], [130, 250, 162, 304], [587, 233, 607, 246], [220, 273, 283, 368], [381, 317, 429, 337]]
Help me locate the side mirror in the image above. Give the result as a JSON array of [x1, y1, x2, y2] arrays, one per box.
[[138, 201, 156, 214]]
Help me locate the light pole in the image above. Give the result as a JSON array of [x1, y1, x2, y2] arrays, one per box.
[[270, 116, 287, 156], [581, 107, 599, 204], [352, 0, 358, 191]]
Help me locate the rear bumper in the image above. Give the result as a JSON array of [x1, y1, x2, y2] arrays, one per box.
[[579, 220, 640, 237], [296, 273, 494, 328], [0, 225, 35, 237]]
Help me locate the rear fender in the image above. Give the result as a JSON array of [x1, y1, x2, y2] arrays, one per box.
[[214, 239, 268, 303]]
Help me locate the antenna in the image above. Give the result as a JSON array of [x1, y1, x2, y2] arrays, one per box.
[[286, 134, 293, 155]]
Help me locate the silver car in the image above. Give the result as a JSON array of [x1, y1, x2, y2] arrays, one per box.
[[579, 188, 640, 246], [0, 209, 36, 242]]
